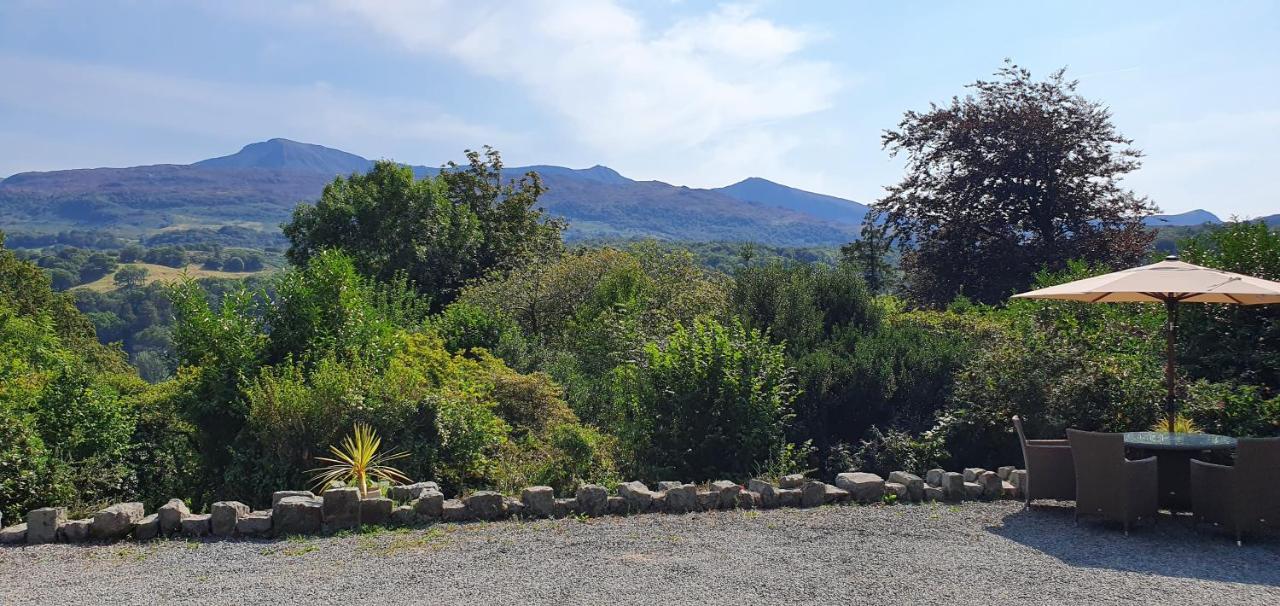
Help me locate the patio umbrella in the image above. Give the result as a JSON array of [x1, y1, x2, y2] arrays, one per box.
[[1011, 255, 1280, 431]]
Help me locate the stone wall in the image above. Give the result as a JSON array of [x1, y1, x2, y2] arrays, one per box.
[[0, 467, 1026, 545]]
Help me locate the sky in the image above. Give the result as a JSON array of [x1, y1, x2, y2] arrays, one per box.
[[1, 1, 1277, 217]]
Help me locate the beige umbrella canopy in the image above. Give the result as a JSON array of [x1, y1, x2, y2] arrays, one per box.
[[1011, 255, 1280, 431]]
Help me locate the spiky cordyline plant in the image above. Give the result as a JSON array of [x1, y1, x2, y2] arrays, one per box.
[[1149, 415, 1201, 434], [309, 423, 411, 496]]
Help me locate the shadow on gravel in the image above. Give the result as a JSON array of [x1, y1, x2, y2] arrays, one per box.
[[988, 504, 1280, 587]]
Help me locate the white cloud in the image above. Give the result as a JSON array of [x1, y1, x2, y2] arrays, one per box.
[[324, 0, 842, 182]]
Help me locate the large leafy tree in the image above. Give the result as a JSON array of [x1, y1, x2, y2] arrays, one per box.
[[876, 62, 1156, 306], [283, 148, 565, 309]]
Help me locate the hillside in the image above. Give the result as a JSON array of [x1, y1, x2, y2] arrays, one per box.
[[0, 139, 865, 246], [74, 262, 274, 293]]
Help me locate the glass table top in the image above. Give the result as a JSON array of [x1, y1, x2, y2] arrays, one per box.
[[1123, 431, 1238, 450]]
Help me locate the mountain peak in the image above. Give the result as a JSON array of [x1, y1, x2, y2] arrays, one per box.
[[194, 138, 372, 174], [1143, 209, 1222, 227], [715, 177, 866, 226]]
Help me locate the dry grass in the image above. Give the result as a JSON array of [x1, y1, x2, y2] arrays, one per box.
[[75, 263, 272, 292]]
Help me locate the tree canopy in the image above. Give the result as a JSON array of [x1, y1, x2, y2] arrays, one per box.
[[876, 61, 1156, 306]]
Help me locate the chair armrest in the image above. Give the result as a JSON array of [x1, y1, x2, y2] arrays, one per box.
[[1026, 439, 1069, 446], [1190, 458, 1231, 473]]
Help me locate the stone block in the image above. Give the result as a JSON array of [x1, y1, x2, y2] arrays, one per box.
[[390, 505, 417, 526], [1010, 470, 1028, 499], [413, 489, 445, 519], [0, 523, 27, 544], [834, 472, 885, 503], [522, 486, 556, 518], [26, 507, 65, 544], [940, 472, 965, 502], [181, 514, 212, 537], [60, 519, 91, 543], [272, 490, 316, 508], [888, 471, 925, 502], [133, 514, 160, 541], [885, 482, 908, 502], [977, 471, 1002, 500], [923, 486, 944, 502], [800, 480, 827, 508], [157, 498, 190, 535], [361, 497, 393, 526], [737, 490, 758, 510], [322, 488, 361, 531], [711, 480, 741, 509], [823, 484, 850, 503], [464, 491, 506, 521], [997, 466, 1015, 481], [649, 493, 666, 513], [1001, 481, 1017, 499], [211, 501, 250, 536], [617, 481, 656, 513], [925, 468, 945, 487], [962, 482, 983, 500], [779, 474, 805, 489], [576, 484, 609, 516], [442, 499, 470, 522], [748, 479, 780, 509], [666, 484, 699, 513], [92, 502, 145, 541], [607, 496, 627, 516], [657, 481, 683, 492], [273, 496, 322, 536], [388, 482, 440, 503], [553, 498, 577, 518], [963, 468, 986, 483], [696, 490, 718, 511], [504, 497, 525, 518], [777, 488, 802, 508], [236, 511, 272, 536]]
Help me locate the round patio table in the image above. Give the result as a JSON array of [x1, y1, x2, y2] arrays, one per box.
[[1123, 431, 1237, 511]]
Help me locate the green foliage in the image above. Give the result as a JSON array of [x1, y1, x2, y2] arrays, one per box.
[[284, 150, 564, 310], [609, 318, 795, 481], [113, 264, 149, 288]]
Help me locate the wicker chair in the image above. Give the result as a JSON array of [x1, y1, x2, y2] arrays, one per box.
[[1066, 429, 1159, 534], [1190, 437, 1280, 546], [1013, 416, 1076, 506]]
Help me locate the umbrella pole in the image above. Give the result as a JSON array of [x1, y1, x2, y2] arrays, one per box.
[[1164, 298, 1179, 432]]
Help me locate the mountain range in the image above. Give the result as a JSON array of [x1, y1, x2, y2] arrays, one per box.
[[0, 138, 1249, 246]]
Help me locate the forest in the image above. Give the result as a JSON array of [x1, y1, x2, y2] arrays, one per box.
[[3, 65, 1278, 522]]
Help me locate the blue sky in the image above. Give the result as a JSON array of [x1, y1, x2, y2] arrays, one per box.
[[1, 1, 1277, 217]]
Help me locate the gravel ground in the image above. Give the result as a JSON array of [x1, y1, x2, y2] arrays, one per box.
[[2, 500, 1278, 605]]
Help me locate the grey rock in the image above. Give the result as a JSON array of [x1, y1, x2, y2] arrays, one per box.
[[658, 481, 683, 492], [800, 480, 827, 508], [522, 486, 556, 518], [413, 489, 445, 519], [236, 511, 272, 536], [779, 474, 805, 489], [92, 502, 145, 541], [1001, 481, 1017, 499], [158, 499, 190, 535], [576, 484, 609, 517], [977, 471, 1002, 500], [997, 466, 1015, 481], [504, 497, 525, 517], [361, 497, 393, 526], [666, 484, 699, 514], [940, 472, 965, 502], [181, 514, 212, 538], [464, 491, 506, 521], [888, 471, 925, 502], [835, 472, 885, 503], [607, 496, 627, 516], [132, 514, 160, 541], [649, 493, 667, 513], [963, 468, 987, 483], [272, 490, 316, 508], [885, 482, 908, 501], [322, 488, 361, 531], [737, 490, 759, 509], [0, 523, 27, 544], [925, 468, 946, 487], [273, 496, 322, 536], [923, 486, 944, 502], [963, 482, 984, 500], [617, 481, 656, 513], [60, 519, 92, 543], [26, 507, 65, 544], [388, 481, 440, 503], [442, 499, 471, 522], [390, 505, 417, 526], [696, 490, 718, 511], [1010, 470, 1028, 499], [711, 480, 741, 509], [777, 488, 802, 508], [553, 498, 577, 518], [211, 501, 249, 536], [748, 479, 780, 509], [824, 484, 850, 503]]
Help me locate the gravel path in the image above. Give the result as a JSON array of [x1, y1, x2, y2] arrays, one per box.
[[2, 501, 1277, 605]]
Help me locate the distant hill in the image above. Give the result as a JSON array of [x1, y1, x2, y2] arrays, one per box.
[[1143, 209, 1222, 227], [0, 138, 863, 246], [715, 177, 868, 225]]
